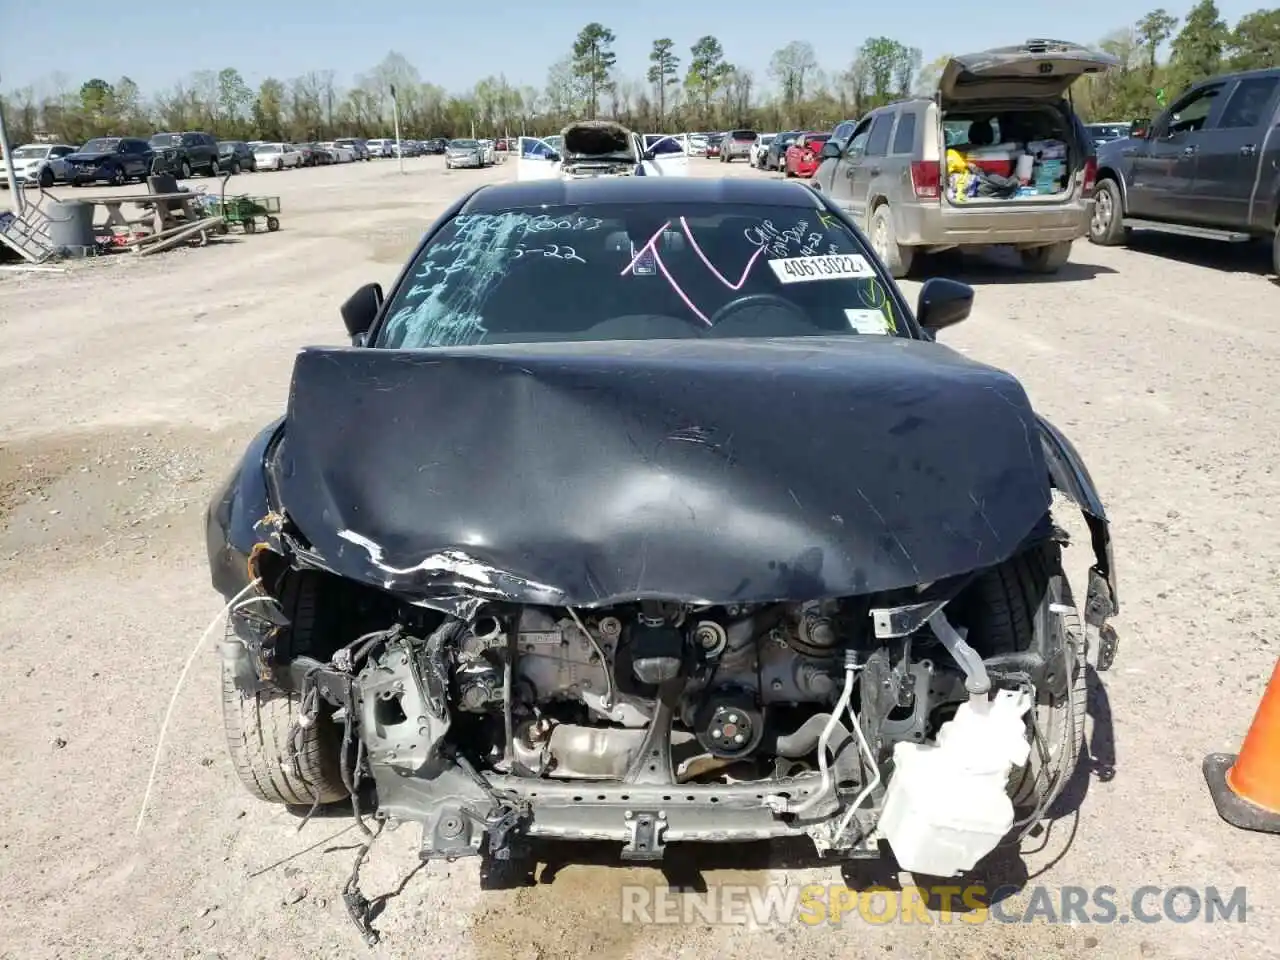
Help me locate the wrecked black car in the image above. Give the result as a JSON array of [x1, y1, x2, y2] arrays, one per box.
[[207, 176, 1119, 896]]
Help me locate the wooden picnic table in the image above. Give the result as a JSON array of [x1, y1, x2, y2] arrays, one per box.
[[40, 185, 226, 255], [59, 190, 208, 234]]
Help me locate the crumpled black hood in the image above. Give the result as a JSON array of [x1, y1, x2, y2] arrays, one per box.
[[273, 337, 1051, 615]]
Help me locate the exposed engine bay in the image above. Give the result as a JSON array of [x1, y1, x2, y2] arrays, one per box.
[[558, 119, 640, 178], [227, 539, 1103, 873]]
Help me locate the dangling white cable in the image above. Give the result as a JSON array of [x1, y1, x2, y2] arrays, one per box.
[[133, 578, 262, 836], [769, 662, 857, 815], [565, 606, 614, 709], [830, 699, 882, 845]]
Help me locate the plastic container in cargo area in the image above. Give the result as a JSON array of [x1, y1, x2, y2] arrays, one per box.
[[966, 144, 1017, 178]]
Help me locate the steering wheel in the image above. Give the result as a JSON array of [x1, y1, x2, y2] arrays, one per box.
[[708, 293, 811, 328]]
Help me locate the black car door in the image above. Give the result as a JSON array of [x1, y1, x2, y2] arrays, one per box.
[[114, 140, 136, 176], [1189, 75, 1280, 229], [1127, 81, 1226, 221], [126, 139, 151, 176]]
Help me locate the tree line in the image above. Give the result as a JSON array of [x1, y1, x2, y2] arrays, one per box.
[[1071, 2, 1278, 121], [2, 2, 1275, 148]]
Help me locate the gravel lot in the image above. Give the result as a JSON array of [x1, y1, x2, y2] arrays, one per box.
[[2, 154, 1277, 960]]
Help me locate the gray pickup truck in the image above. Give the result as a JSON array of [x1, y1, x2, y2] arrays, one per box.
[[1089, 67, 1280, 274]]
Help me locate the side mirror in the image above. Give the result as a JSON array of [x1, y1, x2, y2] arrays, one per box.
[[547, 151, 561, 163], [820, 141, 841, 160], [641, 149, 656, 161], [916, 277, 973, 335], [1129, 117, 1151, 139], [340, 282, 383, 340]]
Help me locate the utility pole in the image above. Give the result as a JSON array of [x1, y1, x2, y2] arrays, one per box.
[[390, 83, 404, 174], [0, 78, 24, 214]]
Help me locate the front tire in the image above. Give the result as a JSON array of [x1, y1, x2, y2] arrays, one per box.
[[39, 167, 54, 188], [221, 575, 349, 806], [1272, 223, 1279, 279], [952, 539, 1087, 814], [870, 203, 914, 278], [179, 159, 192, 179]]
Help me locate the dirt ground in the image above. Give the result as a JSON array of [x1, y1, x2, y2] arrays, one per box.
[[1, 153, 1277, 960]]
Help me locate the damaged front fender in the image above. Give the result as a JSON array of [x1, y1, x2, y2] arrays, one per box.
[[206, 417, 286, 601], [1037, 415, 1120, 668]]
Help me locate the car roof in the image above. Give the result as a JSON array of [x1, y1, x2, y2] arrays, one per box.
[[462, 176, 826, 212]]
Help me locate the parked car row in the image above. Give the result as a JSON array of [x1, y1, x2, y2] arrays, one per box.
[[1, 132, 463, 188]]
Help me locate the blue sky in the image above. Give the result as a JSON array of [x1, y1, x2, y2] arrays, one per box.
[[0, 0, 1264, 97]]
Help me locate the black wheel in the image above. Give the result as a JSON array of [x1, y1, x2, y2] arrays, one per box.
[[870, 203, 914, 278], [230, 160, 241, 175], [209, 158, 220, 177], [950, 539, 1086, 814], [1020, 241, 1072, 274], [110, 165, 126, 187], [39, 167, 54, 188], [221, 574, 349, 806], [266, 216, 280, 232], [1273, 223, 1280, 279], [1088, 179, 1128, 246], [179, 159, 191, 179], [243, 218, 257, 234]]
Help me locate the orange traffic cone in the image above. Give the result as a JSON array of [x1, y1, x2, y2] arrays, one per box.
[[1204, 658, 1280, 834]]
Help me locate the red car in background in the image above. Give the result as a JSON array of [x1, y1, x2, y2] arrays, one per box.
[[705, 134, 723, 158], [784, 132, 830, 178]]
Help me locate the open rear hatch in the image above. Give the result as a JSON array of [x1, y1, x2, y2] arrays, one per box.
[[939, 39, 1116, 102], [937, 39, 1116, 207]]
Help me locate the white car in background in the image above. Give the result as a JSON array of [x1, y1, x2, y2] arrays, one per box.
[[320, 141, 356, 163], [2, 143, 77, 188], [517, 122, 688, 181], [750, 133, 776, 167], [687, 134, 709, 157], [366, 138, 395, 158], [477, 139, 497, 164], [254, 142, 303, 170]]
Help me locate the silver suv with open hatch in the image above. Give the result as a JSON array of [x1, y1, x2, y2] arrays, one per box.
[[811, 39, 1116, 277]]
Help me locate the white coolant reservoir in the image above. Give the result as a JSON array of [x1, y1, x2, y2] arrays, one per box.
[[878, 688, 1034, 878]]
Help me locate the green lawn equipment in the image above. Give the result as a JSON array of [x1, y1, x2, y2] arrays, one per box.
[[213, 173, 281, 234]]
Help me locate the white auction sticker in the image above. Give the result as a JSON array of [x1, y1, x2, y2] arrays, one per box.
[[768, 254, 875, 284], [843, 308, 891, 335]]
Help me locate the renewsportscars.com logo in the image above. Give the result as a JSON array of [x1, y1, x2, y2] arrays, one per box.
[[620, 884, 1249, 927]]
